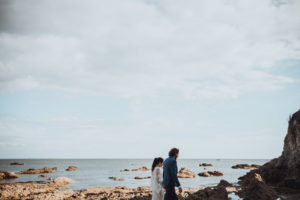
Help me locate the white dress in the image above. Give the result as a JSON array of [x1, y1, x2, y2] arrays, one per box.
[[151, 166, 164, 200]]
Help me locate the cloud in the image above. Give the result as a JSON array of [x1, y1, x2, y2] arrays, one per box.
[[0, 0, 299, 100]]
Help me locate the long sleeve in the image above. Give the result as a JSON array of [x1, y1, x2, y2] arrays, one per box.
[[170, 160, 180, 187], [155, 168, 162, 184]]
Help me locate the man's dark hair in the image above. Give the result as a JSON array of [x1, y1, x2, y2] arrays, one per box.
[[168, 148, 179, 157]]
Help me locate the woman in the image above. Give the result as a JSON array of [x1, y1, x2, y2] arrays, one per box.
[[151, 157, 164, 200]]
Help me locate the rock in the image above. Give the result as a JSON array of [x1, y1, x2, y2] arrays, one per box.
[[0, 171, 19, 180], [199, 163, 213, 166], [198, 171, 223, 177], [232, 164, 260, 169], [17, 167, 58, 174], [53, 177, 74, 186], [217, 179, 232, 187], [238, 109, 300, 199], [120, 166, 149, 172], [198, 172, 211, 177], [184, 185, 228, 200], [238, 173, 277, 200], [109, 176, 125, 181], [66, 166, 78, 171], [38, 174, 48, 178], [177, 168, 196, 178], [134, 176, 151, 179], [0, 181, 74, 200], [10, 162, 24, 165]]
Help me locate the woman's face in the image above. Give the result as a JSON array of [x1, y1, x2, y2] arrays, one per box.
[[158, 162, 163, 167]]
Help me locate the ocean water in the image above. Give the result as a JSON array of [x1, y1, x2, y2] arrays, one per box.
[[0, 159, 268, 190]]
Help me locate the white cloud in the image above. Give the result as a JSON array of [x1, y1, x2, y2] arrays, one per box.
[[0, 0, 299, 100]]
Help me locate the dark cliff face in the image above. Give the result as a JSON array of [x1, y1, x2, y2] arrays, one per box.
[[282, 110, 300, 168], [238, 109, 300, 199], [261, 109, 300, 189]]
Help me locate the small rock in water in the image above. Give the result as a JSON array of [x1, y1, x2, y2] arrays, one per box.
[[232, 164, 260, 169], [198, 171, 223, 177], [66, 166, 78, 171], [10, 162, 24, 165], [109, 176, 125, 181], [199, 163, 213, 166], [134, 176, 151, 179], [17, 167, 58, 174]]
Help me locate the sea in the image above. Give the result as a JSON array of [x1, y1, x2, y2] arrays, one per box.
[[0, 159, 268, 191]]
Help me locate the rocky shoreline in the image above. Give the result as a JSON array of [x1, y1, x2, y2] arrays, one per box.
[[0, 178, 238, 200], [1, 109, 300, 199]]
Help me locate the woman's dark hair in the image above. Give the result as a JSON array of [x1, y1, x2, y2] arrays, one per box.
[[168, 148, 179, 157], [152, 157, 164, 171]]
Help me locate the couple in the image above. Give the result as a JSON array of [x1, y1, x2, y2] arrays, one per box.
[[151, 148, 182, 200]]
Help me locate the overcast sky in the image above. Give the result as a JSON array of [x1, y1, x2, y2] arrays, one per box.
[[0, 0, 299, 159]]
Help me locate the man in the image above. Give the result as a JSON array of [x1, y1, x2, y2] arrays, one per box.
[[162, 148, 182, 200]]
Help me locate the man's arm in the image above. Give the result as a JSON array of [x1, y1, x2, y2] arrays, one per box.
[[170, 160, 181, 187]]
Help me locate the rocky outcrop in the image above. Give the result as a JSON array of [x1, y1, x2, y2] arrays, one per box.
[[184, 180, 234, 200], [134, 176, 151, 179], [17, 167, 58, 174], [198, 171, 223, 177], [232, 164, 260, 169], [239, 109, 300, 199], [66, 166, 78, 171], [199, 163, 212, 167], [120, 166, 149, 172], [10, 162, 24, 165], [177, 168, 196, 178], [0, 177, 74, 200], [108, 176, 125, 181], [0, 171, 18, 180]]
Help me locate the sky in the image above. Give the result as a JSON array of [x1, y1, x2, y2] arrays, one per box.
[[0, 0, 299, 159]]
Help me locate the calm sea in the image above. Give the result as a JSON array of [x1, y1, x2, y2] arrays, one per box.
[[0, 159, 268, 190]]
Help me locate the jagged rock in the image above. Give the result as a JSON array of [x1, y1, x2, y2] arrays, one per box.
[[134, 176, 151, 179], [66, 166, 78, 171], [10, 162, 24, 165], [38, 174, 48, 178], [0, 171, 19, 180], [199, 163, 213, 167], [184, 184, 228, 200], [17, 167, 58, 174], [232, 164, 260, 169], [198, 171, 223, 177], [238, 173, 277, 200], [177, 168, 196, 178]]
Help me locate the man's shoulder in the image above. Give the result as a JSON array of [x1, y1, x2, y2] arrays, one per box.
[[165, 157, 176, 164]]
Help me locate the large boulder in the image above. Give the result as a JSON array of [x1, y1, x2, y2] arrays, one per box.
[[0, 171, 18, 180], [53, 177, 74, 186], [177, 168, 196, 178]]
